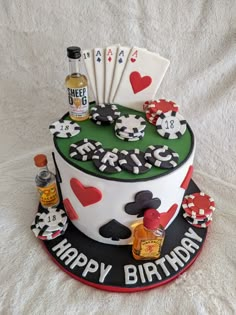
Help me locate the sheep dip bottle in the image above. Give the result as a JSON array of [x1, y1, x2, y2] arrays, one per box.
[[65, 46, 89, 121]]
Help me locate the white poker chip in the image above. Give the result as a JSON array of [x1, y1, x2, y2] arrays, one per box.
[[31, 210, 68, 240], [49, 119, 81, 138], [92, 148, 122, 173], [115, 114, 146, 134], [118, 149, 152, 174], [36, 208, 67, 233], [69, 138, 102, 161], [144, 145, 179, 169], [156, 111, 187, 139]]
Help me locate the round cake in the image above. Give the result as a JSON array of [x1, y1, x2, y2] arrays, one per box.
[[52, 103, 195, 245]]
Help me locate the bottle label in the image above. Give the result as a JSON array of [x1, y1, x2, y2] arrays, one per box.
[[68, 87, 89, 118], [37, 182, 59, 208], [140, 239, 162, 257]]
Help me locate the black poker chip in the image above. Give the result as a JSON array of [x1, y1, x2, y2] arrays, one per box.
[[90, 104, 120, 123], [92, 148, 122, 173], [118, 149, 152, 174], [183, 212, 212, 225], [69, 139, 103, 161], [144, 145, 179, 169]]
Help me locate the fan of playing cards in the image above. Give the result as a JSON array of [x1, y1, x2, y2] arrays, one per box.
[[82, 45, 170, 111]]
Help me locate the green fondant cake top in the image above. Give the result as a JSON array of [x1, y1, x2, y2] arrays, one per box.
[[54, 103, 194, 182]]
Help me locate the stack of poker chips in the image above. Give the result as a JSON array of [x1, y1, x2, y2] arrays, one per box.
[[31, 207, 68, 240], [114, 114, 147, 141], [90, 104, 120, 125], [182, 192, 215, 228], [144, 99, 179, 126], [143, 99, 187, 140]]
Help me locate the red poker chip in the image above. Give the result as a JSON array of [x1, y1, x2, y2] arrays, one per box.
[[182, 197, 213, 219], [145, 99, 179, 115], [143, 100, 155, 111], [185, 192, 215, 216], [145, 111, 158, 125]]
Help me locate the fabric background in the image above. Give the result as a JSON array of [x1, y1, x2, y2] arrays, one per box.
[[0, 1, 235, 314]]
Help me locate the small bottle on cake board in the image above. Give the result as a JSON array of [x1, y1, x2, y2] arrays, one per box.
[[65, 46, 89, 121], [34, 154, 60, 209], [132, 209, 165, 260]]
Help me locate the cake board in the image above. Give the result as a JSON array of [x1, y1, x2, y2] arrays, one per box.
[[42, 179, 208, 292]]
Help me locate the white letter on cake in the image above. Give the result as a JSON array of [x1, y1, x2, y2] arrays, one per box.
[[60, 248, 78, 266], [143, 262, 162, 281], [70, 253, 88, 270], [124, 265, 138, 285], [185, 228, 203, 243], [165, 251, 184, 271], [52, 239, 71, 257], [82, 259, 99, 277], [99, 263, 112, 283], [155, 257, 170, 277], [181, 238, 199, 254], [174, 246, 191, 263]]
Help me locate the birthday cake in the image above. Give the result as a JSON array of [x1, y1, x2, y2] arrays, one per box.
[[32, 45, 215, 291]]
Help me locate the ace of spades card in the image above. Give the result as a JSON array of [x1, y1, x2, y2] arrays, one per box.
[[113, 47, 170, 110], [94, 48, 105, 104]]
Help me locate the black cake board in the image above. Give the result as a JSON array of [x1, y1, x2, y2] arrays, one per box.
[[42, 180, 207, 292]]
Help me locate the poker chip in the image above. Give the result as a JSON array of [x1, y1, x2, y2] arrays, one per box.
[[49, 119, 81, 138], [115, 133, 144, 142], [191, 219, 212, 229], [144, 99, 179, 115], [115, 128, 145, 138], [92, 148, 122, 173], [115, 114, 146, 134], [69, 138, 102, 161], [118, 149, 152, 174], [31, 208, 68, 241], [36, 208, 68, 233], [183, 212, 212, 224], [90, 104, 120, 123], [145, 111, 158, 126], [183, 193, 215, 217], [156, 111, 187, 139], [144, 145, 179, 169]]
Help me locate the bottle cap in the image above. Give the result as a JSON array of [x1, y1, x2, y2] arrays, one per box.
[[34, 154, 47, 167], [143, 209, 160, 230], [67, 46, 81, 59]]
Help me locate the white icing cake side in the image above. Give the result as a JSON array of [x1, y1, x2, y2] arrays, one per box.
[[54, 140, 195, 245]]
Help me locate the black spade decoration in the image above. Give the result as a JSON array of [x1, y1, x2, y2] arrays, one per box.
[[125, 190, 161, 218], [99, 219, 131, 241]]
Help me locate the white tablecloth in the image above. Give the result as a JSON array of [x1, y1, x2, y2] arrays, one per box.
[[0, 1, 235, 314]]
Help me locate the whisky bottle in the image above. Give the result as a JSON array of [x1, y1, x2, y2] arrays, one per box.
[[34, 154, 60, 209], [132, 209, 165, 260], [65, 46, 89, 121]]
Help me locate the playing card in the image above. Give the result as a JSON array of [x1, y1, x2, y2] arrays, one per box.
[[113, 47, 170, 110], [104, 45, 118, 104], [109, 46, 131, 104], [94, 48, 105, 104], [82, 49, 97, 103]]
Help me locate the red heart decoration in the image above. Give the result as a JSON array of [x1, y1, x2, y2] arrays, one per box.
[[130, 71, 152, 94], [131, 58, 136, 63], [70, 178, 102, 207], [159, 203, 178, 228]]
